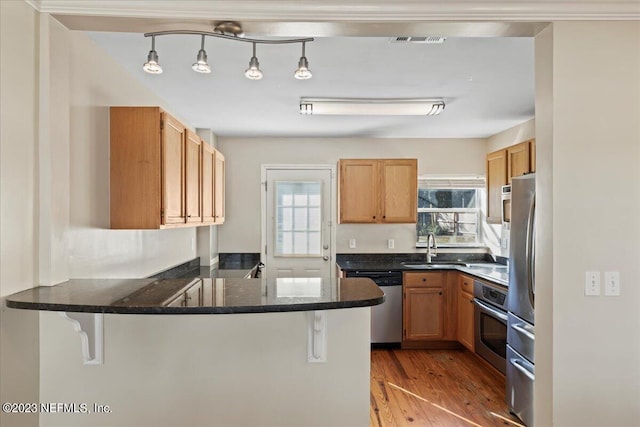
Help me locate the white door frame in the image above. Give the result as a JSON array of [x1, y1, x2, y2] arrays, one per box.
[[261, 164, 337, 277]]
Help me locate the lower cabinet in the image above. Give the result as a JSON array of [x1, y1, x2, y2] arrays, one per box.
[[404, 287, 444, 340], [402, 271, 457, 346], [457, 274, 475, 351], [403, 270, 480, 350]]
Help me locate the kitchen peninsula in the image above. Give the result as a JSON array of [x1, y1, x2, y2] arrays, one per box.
[[5, 277, 382, 427]]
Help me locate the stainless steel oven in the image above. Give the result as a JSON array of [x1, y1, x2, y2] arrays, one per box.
[[474, 280, 508, 374]]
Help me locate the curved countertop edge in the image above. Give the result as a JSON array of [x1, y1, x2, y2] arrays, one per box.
[[5, 296, 385, 315]]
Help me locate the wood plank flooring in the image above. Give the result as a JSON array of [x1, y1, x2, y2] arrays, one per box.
[[370, 348, 523, 427]]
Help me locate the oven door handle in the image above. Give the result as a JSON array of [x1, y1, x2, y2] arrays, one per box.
[[473, 299, 508, 322]]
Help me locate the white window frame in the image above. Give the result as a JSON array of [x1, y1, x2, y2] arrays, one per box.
[[416, 176, 485, 248]]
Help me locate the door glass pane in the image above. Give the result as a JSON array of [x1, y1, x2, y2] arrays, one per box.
[[275, 181, 322, 255]]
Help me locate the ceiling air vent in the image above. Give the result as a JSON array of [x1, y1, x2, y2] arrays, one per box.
[[390, 36, 446, 44]]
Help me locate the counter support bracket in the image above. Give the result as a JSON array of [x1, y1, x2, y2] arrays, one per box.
[[60, 312, 104, 365], [307, 310, 327, 363]]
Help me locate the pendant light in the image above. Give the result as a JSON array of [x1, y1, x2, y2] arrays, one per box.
[[244, 42, 263, 80], [142, 36, 163, 74], [192, 35, 211, 74], [294, 42, 312, 80]]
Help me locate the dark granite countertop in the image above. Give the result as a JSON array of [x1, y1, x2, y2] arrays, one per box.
[[337, 253, 508, 287], [5, 277, 384, 314]]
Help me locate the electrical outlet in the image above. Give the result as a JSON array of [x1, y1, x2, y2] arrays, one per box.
[[387, 239, 395, 249], [191, 237, 196, 252], [585, 271, 601, 296], [604, 271, 621, 296], [349, 238, 356, 249]]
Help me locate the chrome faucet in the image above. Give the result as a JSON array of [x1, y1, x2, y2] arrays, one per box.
[[426, 233, 437, 263]]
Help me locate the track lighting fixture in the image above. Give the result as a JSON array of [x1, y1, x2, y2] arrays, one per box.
[[244, 42, 263, 80], [142, 36, 162, 74], [192, 35, 211, 74], [142, 22, 314, 80], [294, 42, 312, 80]]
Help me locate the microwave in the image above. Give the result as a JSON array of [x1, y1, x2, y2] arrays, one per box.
[[501, 185, 511, 228]]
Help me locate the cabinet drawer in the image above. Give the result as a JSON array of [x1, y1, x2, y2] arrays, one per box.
[[459, 274, 474, 294], [404, 271, 445, 287]]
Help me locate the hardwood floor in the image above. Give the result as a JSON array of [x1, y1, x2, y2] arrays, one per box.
[[370, 348, 523, 427]]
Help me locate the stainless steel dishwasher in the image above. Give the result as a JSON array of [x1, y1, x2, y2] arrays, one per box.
[[345, 270, 403, 345]]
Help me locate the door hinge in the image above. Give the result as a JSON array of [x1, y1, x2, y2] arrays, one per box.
[[264, 181, 267, 191], [265, 245, 267, 255], [160, 120, 164, 130]]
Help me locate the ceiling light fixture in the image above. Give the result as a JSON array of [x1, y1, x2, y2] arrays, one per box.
[[192, 35, 211, 74], [299, 98, 446, 116], [143, 22, 314, 80], [142, 35, 162, 74], [244, 42, 263, 80], [294, 42, 312, 80]]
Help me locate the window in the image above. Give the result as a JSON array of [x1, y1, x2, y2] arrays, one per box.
[[417, 177, 485, 247], [275, 181, 322, 256]]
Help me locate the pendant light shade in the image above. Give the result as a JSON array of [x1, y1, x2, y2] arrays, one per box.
[[244, 43, 263, 80], [143, 36, 163, 74], [192, 35, 211, 73], [294, 42, 312, 80]]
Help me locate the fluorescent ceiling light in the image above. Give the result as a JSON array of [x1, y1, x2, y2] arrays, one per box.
[[299, 98, 445, 116]]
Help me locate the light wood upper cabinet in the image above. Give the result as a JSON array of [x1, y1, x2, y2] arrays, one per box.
[[507, 140, 531, 183], [110, 106, 225, 229], [201, 143, 215, 223], [380, 159, 418, 223], [339, 158, 417, 224], [186, 130, 202, 223], [213, 150, 225, 224], [486, 149, 507, 224], [486, 138, 535, 224], [339, 159, 378, 223]]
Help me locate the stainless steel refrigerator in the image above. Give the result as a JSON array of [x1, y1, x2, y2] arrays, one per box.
[[507, 173, 535, 427]]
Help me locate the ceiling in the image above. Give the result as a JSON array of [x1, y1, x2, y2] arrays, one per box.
[[88, 31, 534, 138]]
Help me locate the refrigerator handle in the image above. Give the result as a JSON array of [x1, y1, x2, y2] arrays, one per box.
[[510, 358, 535, 381], [526, 194, 536, 309]]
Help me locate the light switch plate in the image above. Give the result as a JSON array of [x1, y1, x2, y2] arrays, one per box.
[[585, 271, 601, 296], [349, 238, 356, 249], [387, 239, 394, 249], [604, 271, 621, 296]]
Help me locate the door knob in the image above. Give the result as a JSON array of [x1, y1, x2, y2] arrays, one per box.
[[323, 256, 330, 261], [323, 244, 329, 250]]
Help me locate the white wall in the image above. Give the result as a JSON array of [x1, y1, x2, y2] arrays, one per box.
[[0, 2, 40, 426], [218, 137, 487, 254], [487, 118, 535, 153], [542, 21, 640, 427]]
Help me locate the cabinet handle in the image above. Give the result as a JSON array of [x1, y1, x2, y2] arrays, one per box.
[[383, 215, 386, 219], [373, 216, 376, 219], [422, 278, 426, 282], [439, 292, 442, 295]]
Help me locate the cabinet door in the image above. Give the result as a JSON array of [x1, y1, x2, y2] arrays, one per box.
[[457, 289, 475, 351], [380, 159, 417, 223], [185, 131, 202, 223], [486, 149, 507, 224], [213, 149, 225, 224], [404, 287, 444, 340], [162, 113, 186, 224], [201, 143, 215, 223], [507, 141, 531, 182], [339, 159, 378, 223]]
